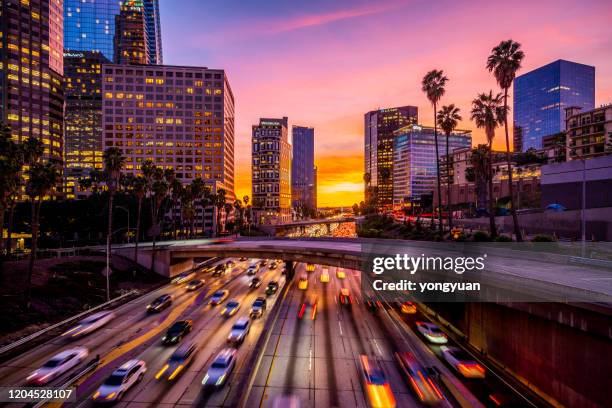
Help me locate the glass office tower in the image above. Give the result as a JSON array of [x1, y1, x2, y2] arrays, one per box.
[[291, 126, 316, 213], [513, 59, 595, 152]]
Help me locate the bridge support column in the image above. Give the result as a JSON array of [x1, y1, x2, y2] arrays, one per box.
[[284, 260, 295, 280]]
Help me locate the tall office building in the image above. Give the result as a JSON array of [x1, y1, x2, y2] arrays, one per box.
[[102, 64, 235, 232], [252, 117, 292, 225], [114, 0, 148, 64], [565, 104, 612, 161], [0, 0, 64, 196], [64, 51, 110, 199], [392, 124, 471, 207], [364, 106, 418, 209], [291, 126, 316, 214], [64, 0, 161, 64], [513, 59, 595, 152]]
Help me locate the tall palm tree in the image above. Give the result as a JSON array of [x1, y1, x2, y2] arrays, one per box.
[[170, 178, 182, 239], [215, 188, 226, 236], [469, 145, 491, 214], [470, 91, 505, 238], [437, 104, 462, 230], [150, 176, 169, 271], [131, 175, 147, 262], [422, 69, 448, 232], [224, 202, 234, 234], [243, 195, 251, 234], [25, 160, 61, 305], [234, 199, 243, 232], [103, 147, 125, 301], [487, 39, 525, 241], [181, 185, 195, 238]]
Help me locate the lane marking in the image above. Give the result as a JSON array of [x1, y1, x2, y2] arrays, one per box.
[[338, 321, 343, 336]]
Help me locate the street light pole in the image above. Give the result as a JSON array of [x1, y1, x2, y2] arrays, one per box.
[[581, 157, 586, 257]]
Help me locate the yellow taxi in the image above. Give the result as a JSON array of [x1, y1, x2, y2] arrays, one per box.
[[320, 268, 330, 283], [298, 274, 309, 290], [336, 269, 346, 279], [400, 301, 417, 314], [306, 263, 315, 272]]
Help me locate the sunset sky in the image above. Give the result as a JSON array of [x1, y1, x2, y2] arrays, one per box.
[[159, 0, 612, 207]]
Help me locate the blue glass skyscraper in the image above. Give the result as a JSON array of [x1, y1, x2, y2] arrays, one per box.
[[291, 126, 316, 212], [513, 59, 594, 151]]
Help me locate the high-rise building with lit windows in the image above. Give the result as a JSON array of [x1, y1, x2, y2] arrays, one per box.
[[291, 125, 316, 213], [143, 0, 162, 64], [0, 0, 64, 197], [101, 64, 235, 233], [64, 51, 110, 199], [513, 59, 595, 152], [252, 117, 292, 225], [114, 0, 148, 65]]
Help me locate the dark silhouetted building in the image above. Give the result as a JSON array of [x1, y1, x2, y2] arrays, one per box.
[[291, 126, 316, 215]]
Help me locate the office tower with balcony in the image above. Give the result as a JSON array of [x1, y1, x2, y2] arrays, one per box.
[[364, 106, 418, 210], [291, 125, 316, 215], [513, 59, 595, 151], [252, 117, 292, 225], [114, 0, 148, 64]]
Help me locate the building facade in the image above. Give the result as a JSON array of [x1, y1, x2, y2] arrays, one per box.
[[565, 104, 612, 161], [64, 51, 110, 199], [513, 59, 595, 152], [113, 0, 148, 65], [291, 125, 316, 215], [252, 117, 292, 225], [364, 106, 418, 209], [143, 0, 162, 64], [392, 124, 471, 208], [0, 0, 64, 196]]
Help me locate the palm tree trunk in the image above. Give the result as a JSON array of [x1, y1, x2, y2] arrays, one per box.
[[134, 196, 142, 263], [487, 147, 497, 238], [6, 203, 15, 255], [25, 200, 38, 307], [433, 102, 444, 233], [107, 192, 114, 301], [150, 203, 159, 273], [0, 206, 5, 256], [503, 88, 522, 241], [445, 134, 453, 230]]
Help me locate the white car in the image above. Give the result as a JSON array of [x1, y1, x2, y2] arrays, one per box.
[[440, 346, 485, 378], [27, 347, 89, 385], [227, 317, 251, 344], [202, 348, 237, 387], [92, 359, 147, 402], [62, 310, 115, 338], [172, 271, 196, 284], [416, 321, 448, 344]]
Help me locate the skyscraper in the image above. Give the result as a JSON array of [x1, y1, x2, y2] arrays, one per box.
[[114, 0, 149, 65], [252, 117, 292, 225], [143, 0, 162, 64], [1, 0, 64, 196], [291, 126, 316, 215], [365, 106, 418, 210], [513, 59, 595, 151]]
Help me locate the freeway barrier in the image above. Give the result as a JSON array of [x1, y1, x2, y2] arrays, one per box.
[[30, 359, 100, 408]]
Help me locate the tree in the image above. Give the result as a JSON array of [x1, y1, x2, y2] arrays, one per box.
[[469, 145, 491, 213], [215, 188, 226, 236], [487, 39, 525, 241], [103, 147, 125, 301], [199, 183, 212, 236], [0, 122, 21, 256], [470, 91, 505, 238], [150, 175, 169, 271], [422, 69, 448, 233], [169, 178, 182, 239], [243, 195, 251, 234], [130, 175, 147, 262], [224, 202, 234, 234], [437, 104, 462, 231], [233, 199, 243, 232]]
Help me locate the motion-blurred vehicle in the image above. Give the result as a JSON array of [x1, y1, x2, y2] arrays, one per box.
[[339, 288, 352, 305], [227, 317, 251, 344], [272, 395, 301, 408], [27, 347, 89, 385], [416, 322, 448, 344], [395, 351, 443, 405], [359, 355, 397, 408], [298, 274, 309, 290], [320, 268, 330, 283], [186, 279, 204, 291], [246, 263, 260, 275], [305, 263, 315, 272], [365, 296, 383, 312], [265, 280, 279, 296], [400, 301, 417, 314], [172, 271, 196, 284], [92, 359, 146, 402], [239, 257, 248, 262], [226, 260, 235, 268], [260, 259, 268, 267], [250, 297, 267, 318], [269, 261, 278, 269], [62, 310, 115, 338], [249, 277, 262, 288], [440, 346, 485, 378], [221, 300, 241, 317], [202, 348, 237, 388], [155, 343, 197, 381], [162, 320, 192, 345], [146, 294, 172, 313], [210, 290, 229, 305], [298, 295, 318, 320], [336, 269, 346, 279], [213, 263, 230, 277]]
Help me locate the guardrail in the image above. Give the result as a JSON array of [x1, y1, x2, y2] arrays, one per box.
[[31, 359, 100, 408], [569, 256, 612, 269]]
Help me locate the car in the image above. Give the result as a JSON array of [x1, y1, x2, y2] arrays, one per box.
[[269, 261, 278, 269], [265, 281, 279, 296], [336, 269, 346, 279], [298, 295, 318, 320], [259, 259, 268, 267], [359, 355, 397, 408], [27, 347, 89, 385], [395, 352, 443, 405], [249, 277, 262, 288], [365, 296, 383, 312], [172, 271, 196, 285], [239, 257, 248, 262], [400, 301, 417, 314], [62, 310, 115, 338], [339, 288, 352, 305], [147, 294, 172, 313], [92, 359, 146, 402], [440, 346, 485, 378], [221, 300, 241, 317], [226, 260, 235, 268], [298, 274, 309, 290], [202, 348, 237, 388], [305, 263, 315, 272], [250, 297, 267, 318], [162, 320, 192, 345], [227, 317, 251, 344], [272, 395, 301, 408], [246, 263, 260, 275], [210, 290, 229, 305], [320, 268, 330, 283], [186, 279, 204, 291], [213, 264, 229, 277], [415, 322, 448, 344], [155, 343, 198, 381]]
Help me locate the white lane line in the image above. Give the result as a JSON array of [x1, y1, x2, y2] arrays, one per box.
[[338, 321, 343, 336], [308, 348, 313, 371], [372, 339, 383, 357]]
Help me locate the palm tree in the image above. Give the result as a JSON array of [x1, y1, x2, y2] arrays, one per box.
[[437, 104, 462, 230], [469, 145, 491, 214], [243, 195, 251, 234], [103, 147, 125, 301], [131, 175, 147, 262], [224, 202, 234, 234], [150, 176, 169, 271], [487, 39, 525, 241], [181, 185, 195, 238], [470, 91, 505, 238], [25, 160, 61, 305], [234, 199, 243, 233], [422, 69, 448, 233], [170, 178, 182, 239], [215, 188, 226, 236]]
